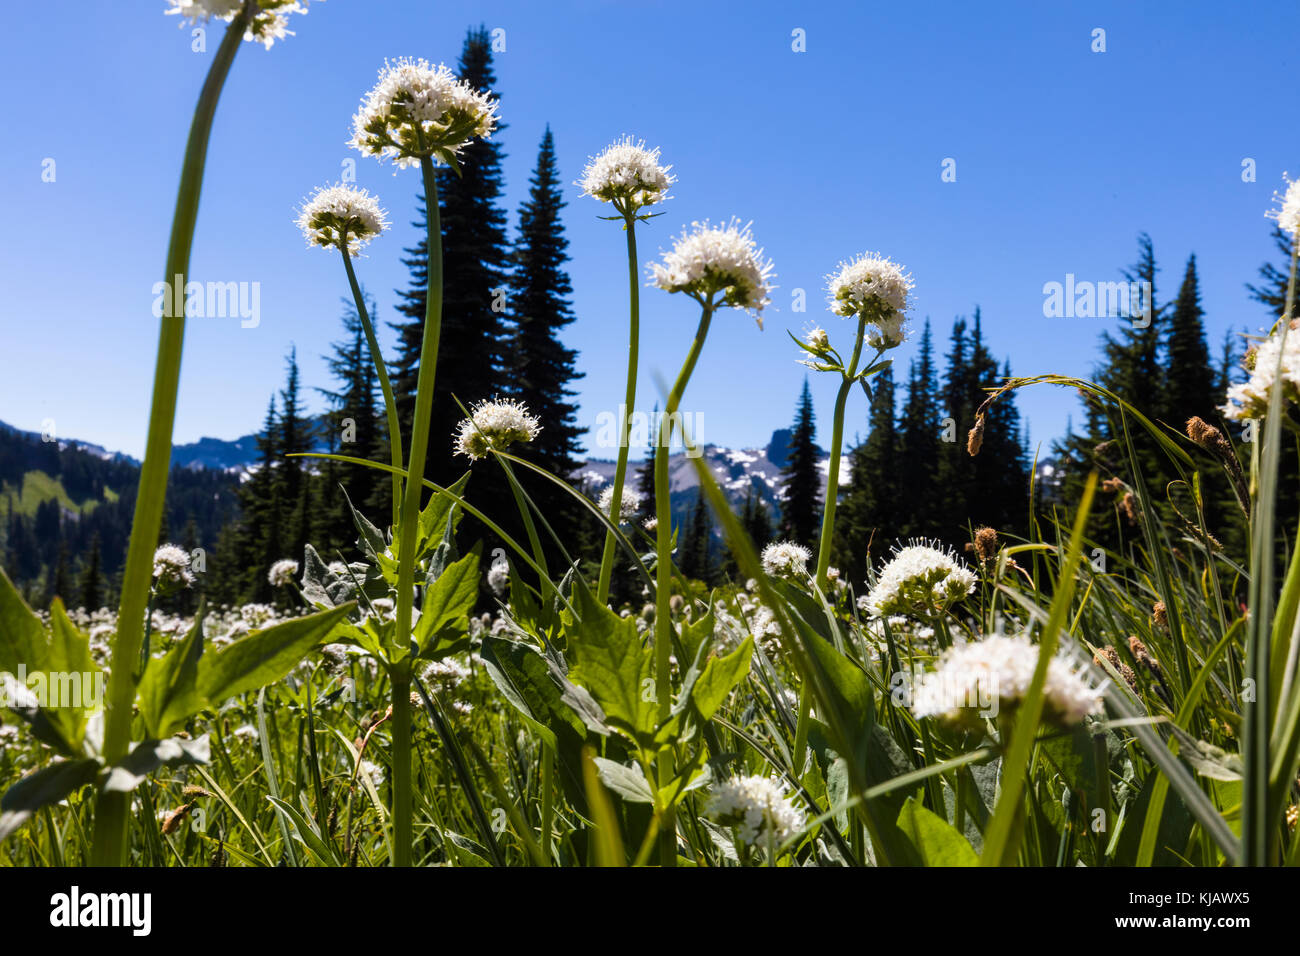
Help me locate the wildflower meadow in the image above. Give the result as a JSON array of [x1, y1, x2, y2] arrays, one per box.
[[4, 2, 1300, 917]]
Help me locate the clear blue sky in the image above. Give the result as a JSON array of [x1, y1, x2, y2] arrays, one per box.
[[3, 0, 1296, 462]]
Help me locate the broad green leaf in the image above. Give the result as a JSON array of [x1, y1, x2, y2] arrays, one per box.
[[415, 545, 480, 659], [197, 603, 354, 706], [897, 796, 979, 866], [689, 636, 754, 721], [591, 757, 655, 804], [567, 586, 658, 746], [417, 471, 469, 556], [101, 735, 211, 793], [0, 758, 99, 840], [137, 602, 207, 738], [0, 567, 50, 677]]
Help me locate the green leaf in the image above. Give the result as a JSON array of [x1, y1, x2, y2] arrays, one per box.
[[137, 602, 207, 738], [101, 735, 211, 794], [197, 603, 354, 706], [417, 471, 469, 555], [591, 758, 655, 804], [0, 566, 50, 677], [0, 758, 99, 840], [266, 795, 341, 866], [567, 586, 658, 746], [897, 796, 979, 866], [414, 545, 480, 659], [689, 636, 754, 721]]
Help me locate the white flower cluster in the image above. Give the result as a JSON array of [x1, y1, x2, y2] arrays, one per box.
[[350, 58, 498, 169], [486, 559, 510, 597], [295, 184, 389, 255], [454, 398, 542, 460], [714, 599, 781, 654], [760, 541, 810, 578], [648, 219, 775, 321], [164, 0, 313, 49], [827, 253, 913, 348], [423, 657, 471, 688], [910, 634, 1104, 729], [1222, 326, 1300, 421], [706, 775, 805, 848], [152, 544, 195, 588], [1268, 174, 1300, 239], [860, 542, 976, 618], [598, 484, 644, 524], [267, 559, 299, 588], [578, 136, 676, 212]]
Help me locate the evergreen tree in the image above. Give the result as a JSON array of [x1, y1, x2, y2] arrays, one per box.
[[277, 348, 314, 566], [504, 127, 585, 561], [896, 320, 941, 540], [48, 541, 72, 606], [1246, 225, 1296, 318], [777, 378, 821, 548], [679, 493, 714, 584], [1163, 255, 1217, 426], [391, 25, 510, 491], [77, 532, 103, 610]]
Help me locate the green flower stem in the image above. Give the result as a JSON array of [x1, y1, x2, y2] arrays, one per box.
[[814, 314, 869, 590], [390, 155, 445, 866], [653, 303, 715, 868], [90, 5, 251, 868], [340, 240, 404, 529], [596, 216, 641, 605]]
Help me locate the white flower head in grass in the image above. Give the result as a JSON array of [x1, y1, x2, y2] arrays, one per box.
[[486, 558, 509, 597], [152, 544, 195, 588], [164, 0, 312, 49], [351, 57, 498, 170], [648, 219, 775, 325], [861, 541, 976, 618], [295, 184, 389, 255], [454, 398, 541, 460], [1221, 327, 1300, 421], [706, 775, 805, 848], [911, 633, 1103, 730], [268, 558, 299, 588], [827, 252, 913, 349], [1267, 173, 1300, 239], [578, 136, 676, 215], [761, 541, 811, 578], [598, 485, 643, 524]]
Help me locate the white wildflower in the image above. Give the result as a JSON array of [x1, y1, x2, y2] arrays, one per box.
[[911, 634, 1103, 729], [1221, 326, 1300, 421], [761, 541, 810, 578], [598, 484, 643, 524], [295, 184, 388, 255], [164, 0, 311, 49], [152, 544, 195, 588], [648, 219, 775, 323], [350, 57, 498, 169], [706, 775, 805, 848], [454, 398, 541, 460], [423, 657, 471, 687], [861, 542, 976, 618], [486, 559, 509, 596], [806, 326, 829, 350], [1267, 173, 1300, 239], [578, 136, 675, 213], [827, 252, 913, 348], [267, 559, 299, 588]]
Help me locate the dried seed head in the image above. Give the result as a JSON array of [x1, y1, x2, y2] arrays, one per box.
[[1152, 601, 1167, 629], [1101, 477, 1125, 494], [973, 526, 998, 563], [1094, 645, 1139, 692], [966, 413, 986, 456], [182, 785, 212, 799], [1121, 492, 1140, 525], [161, 803, 195, 836]]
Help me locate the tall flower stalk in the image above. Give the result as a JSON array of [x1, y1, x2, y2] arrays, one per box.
[[578, 137, 675, 604], [295, 184, 403, 526], [648, 219, 773, 863], [807, 252, 914, 590], [350, 56, 498, 866], [90, 2, 258, 868]]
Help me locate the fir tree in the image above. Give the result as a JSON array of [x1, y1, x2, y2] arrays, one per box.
[[777, 378, 821, 548], [1163, 254, 1217, 426], [77, 532, 103, 610], [896, 320, 941, 540], [679, 493, 714, 584], [277, 348, 314, 566]]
